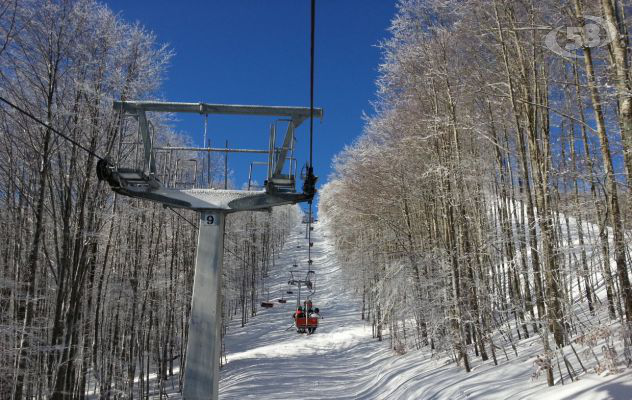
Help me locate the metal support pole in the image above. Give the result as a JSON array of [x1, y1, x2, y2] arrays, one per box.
[[183, 211, 225, 400], [224, 140, 228, 190], [205, 114, 210, 186], [207, 139, 211, 187], [247, 163, 253, 191]]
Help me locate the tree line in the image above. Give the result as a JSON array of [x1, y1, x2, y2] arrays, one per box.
[[320, 0, 632, 386], [0, 0, 298, 398]]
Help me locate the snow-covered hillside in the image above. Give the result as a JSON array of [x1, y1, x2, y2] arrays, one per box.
[[216, 222, 632, 399]]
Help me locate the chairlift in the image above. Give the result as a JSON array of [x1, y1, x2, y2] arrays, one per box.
[[288, 272, 294, 286], [277, 288, 288, 304], [93, 2, 323, 396], [261, 290, 274, 308], [305, 272, 315, 292], [97, 101, 322, 212], [293, 298, 319, 334], [295, 317, 318, 333], [288, 269, 316, 313]]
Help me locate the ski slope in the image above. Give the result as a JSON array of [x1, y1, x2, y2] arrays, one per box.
[[219, 222, 391, 399], [218, 222, 632, 399]]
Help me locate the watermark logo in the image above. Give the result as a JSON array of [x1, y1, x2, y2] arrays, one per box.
[[544, 16, 617, 58]]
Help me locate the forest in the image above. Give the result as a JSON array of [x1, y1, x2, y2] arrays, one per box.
[[3, 0, 632, 398], [0, 0, 299, 397], [320, 0, 632, 387]]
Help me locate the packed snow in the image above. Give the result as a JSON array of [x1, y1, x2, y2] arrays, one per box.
[[136, 218, 632, 399], [215, 222, 632, 399]]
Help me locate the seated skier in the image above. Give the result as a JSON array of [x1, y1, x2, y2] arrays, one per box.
[[308, 307, 321, 334], [294, 306, 307, 333]]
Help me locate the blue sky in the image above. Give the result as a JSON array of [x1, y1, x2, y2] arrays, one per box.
[[104, 0, 396, 211]]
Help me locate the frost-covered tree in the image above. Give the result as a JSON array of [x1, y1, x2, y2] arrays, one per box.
[[320, 0, 632, 386], [0, 1, 299, 397]]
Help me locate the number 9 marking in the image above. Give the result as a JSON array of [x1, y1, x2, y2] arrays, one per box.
[[206, 215, 215, 225]]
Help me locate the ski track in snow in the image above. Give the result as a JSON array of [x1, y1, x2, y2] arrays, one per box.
[[220, 224, 389, 399], [217, 223, 632, 399]]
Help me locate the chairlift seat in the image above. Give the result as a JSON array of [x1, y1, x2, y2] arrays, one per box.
[[295, 317, 319, 329], [261, 301, 274, 308]]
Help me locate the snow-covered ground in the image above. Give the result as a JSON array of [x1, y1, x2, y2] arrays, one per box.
[[140, 219, 631, 399], [217, 222, 632, 399], [219, 222, 388, 399]]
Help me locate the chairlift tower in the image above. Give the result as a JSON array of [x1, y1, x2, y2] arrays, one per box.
[[97, 100, 322, 400]]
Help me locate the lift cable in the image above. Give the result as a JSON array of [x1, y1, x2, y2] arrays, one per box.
[[307, 0, 315, 266], [165, 205, 266, 271], [165, 206, 197, 229], [309, 0, 315, 169], [0, 95, 104, 161]]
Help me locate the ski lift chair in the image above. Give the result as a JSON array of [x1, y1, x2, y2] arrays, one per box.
[[296, 299, 318, 333], [295, 316, 318, 334], [305, 270, 315, 291]]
